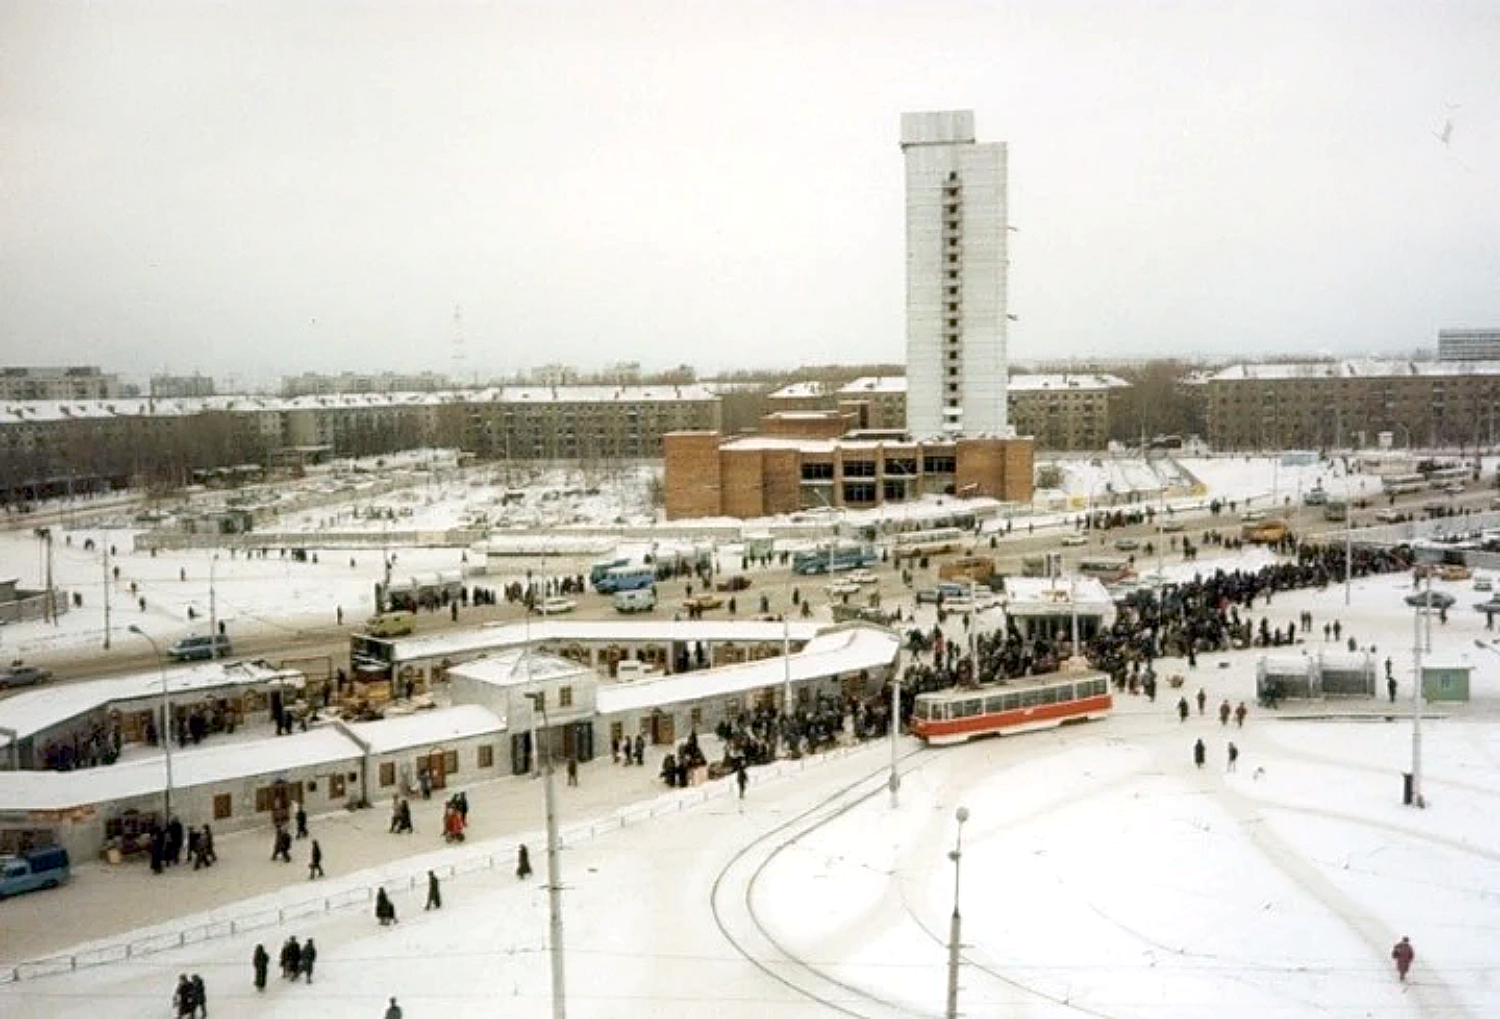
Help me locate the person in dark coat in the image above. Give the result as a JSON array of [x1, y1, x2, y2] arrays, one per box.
[[736, 765, 748, 799], [376, 887, 397, 925], [282, 936, 302, 980], [426, 869, 441, 910], [1392, 936, 1415, 981], [308, 839, 324, 879], [516, 843, 533, 879], [300, 938, 317, 983], [272, 826, 292, 862], [295, 804, 308, 839], [252, 944, 269, 991], [1193, 738, 1206, 768], [1177, 696, 1190, 722], [385, 997, 403, 1019], [173, 974, 195, 1018], [191, 974, 206, 1018]]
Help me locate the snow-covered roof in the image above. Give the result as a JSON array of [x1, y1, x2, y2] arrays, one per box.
[[0, 659, 302, 748], [1195, 360, 1500, 383], [346, 704, 506, 754], [768, 381, 832, 399], [596, 623, 899, 715], [1002, 576, 1114, 613], [0, 385, 718, 424], [380, 620, 824, 665], [445, 649, 595, 690], [1007, 373, 1129, 392], [838, 376, 907, 395], [0, 728, 360, 811]]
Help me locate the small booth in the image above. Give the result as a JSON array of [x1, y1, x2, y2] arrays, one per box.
[[1421, 659, 1473, 703]]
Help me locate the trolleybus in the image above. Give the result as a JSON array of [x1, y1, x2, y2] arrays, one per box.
[[909, 668, 1113, 745]]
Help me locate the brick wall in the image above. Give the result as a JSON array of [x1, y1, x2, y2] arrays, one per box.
[[663, 432, 724, 519]]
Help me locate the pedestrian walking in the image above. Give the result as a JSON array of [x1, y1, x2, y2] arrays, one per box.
[[1177, 696, 1189, 722], [191, 974, 207, 1018], [308, 839, 324, 879], [252, 944, 269, 991], [174, 974, 195, 1019], [1388, 675, 1398, 704], [300, 939, 317, 983], [1218, 699, 1231, 726], [1234, 701, 1247, 728], [566, 757, 578, 786], [426, 869, 442, 910], [516, 843, 533, 880], [272, 827, 292, 862], [1392, 936, 1415, 981], [1227, 742, 1239, 772], [376, 887, 397, 926], [295, 805, 308, 839], [736, 765, 748, 799], [1196, 687, 1206, 715], [282, 937, 302, 980], [1193, 738, 1206, 769], [385, 997, 404, 1019]]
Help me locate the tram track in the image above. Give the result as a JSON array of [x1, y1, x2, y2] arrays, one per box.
[[709, 748, 934, 1018]]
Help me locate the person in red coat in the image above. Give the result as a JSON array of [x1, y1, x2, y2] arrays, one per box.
[[1392, 936, 1415, 981]]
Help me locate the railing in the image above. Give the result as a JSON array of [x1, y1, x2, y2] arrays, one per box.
[[0, 741, 869, 984]]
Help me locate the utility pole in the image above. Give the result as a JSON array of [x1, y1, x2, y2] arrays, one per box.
[[209, 554, 218, 656], [525, 691, 567, 1019], [1410, 598, 1424, 808], [889, 664, 901, 808], [102, 543, 112, 650], [945, 806, 970, 1019]]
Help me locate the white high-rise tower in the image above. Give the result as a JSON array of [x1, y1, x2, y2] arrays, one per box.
[[901, 110, 1009, 439]]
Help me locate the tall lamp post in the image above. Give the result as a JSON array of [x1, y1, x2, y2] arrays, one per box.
[[945, 805, 970, 1019], [524, 691, 567, 1019], [128, 624, 174, 822]]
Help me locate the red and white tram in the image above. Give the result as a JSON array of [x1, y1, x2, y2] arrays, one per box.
[[910, 669, 1112, 745]]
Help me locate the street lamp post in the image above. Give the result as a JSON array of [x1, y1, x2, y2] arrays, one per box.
[[524, 691, 567, 1019], [128, 624, 173, 822], [945, 805, 970, 1019], [208, 554, 219, 657]]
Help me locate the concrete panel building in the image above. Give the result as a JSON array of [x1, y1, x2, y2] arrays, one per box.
[[901, 111, 1009, 439], [1438, 329, 1500, 362]]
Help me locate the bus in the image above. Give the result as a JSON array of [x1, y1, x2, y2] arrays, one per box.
[[890, 527, 966, 560], [792, 543, 879, 575], [589, 556, 635, 589], [910, 669, 1113, 745], [1425, 465, 1468, 486], [1077, 557, 1134, 584], [595, 564, 656, 594], [1382, 473, 1427, 496]]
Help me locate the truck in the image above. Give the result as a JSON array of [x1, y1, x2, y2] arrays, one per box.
[[0, 845, 70, 899], [939, 556, 995, 584]]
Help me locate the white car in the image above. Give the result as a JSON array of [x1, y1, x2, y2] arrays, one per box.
[[1060, 533, 1088, 547], [847, 569, 879, 585], [825, 580, 861, 597], [537, 596, 576, 614]]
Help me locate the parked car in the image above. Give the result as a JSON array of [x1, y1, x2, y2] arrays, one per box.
[[825, 579, 861, 597], [0, 661, 52, 689], [0, 846, 70, 899], [536, 596, 576, 615], [1303, 488, 1329, 506], [1374, 508, 1407, 523], [1160, 520, 1185, 533], [1114, 537, 1140, 551], [1060, 533, 1088, 547], [714, 575, 752, 592], [168, 634, 232, 662], [1404, 590, 1456, 610], [365, 611, 415, 637], [681, 593, 723, 611], [846, 569, 878, 585]]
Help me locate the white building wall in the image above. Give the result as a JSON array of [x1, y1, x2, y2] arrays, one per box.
[[902, 110, 1009, 440]]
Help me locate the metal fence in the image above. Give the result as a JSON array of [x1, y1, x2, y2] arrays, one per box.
[[0, 742, 865, 984]]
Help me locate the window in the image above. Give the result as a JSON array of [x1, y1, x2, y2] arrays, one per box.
[[330, 774, 346, 799], [444, 750, 459, 774], [559, 685, 573, 708], [690, 707, 702, 728], [478, 744, 494, 769], [214, 794, 232, 820], [610, 721, 624, 744], [842, 460, 876, 477], [800, 462, 834, 480], [379, 762, 396, 787]]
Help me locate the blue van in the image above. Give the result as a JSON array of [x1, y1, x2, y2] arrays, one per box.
[[0, 845, 70, 899]]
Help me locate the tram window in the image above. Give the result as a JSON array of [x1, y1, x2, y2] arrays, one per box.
[[1002, 693, 1021, 711], [1020, 689, 1041, 708], [954, 699, 978, 718], [984, 695, 1005, 714]]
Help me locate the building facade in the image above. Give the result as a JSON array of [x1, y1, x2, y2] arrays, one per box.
[[1438, 329, 1500, 362], [1194, 360, 1500, 450], [0, 367, 120, 401], [662, 430, 1033, 519], [901, 110, 1009, 439]]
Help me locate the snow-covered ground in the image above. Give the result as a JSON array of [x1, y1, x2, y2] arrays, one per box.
[[2, 454, 1499, 1016]]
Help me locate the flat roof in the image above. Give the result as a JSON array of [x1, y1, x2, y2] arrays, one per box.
[[445, 649, 596, 690], [0, 728, 360, 811], [346, 704, 506, 754], [1002, 576, 1114, 611], [596, 624, 899, 715], [0, 659, 301, 748], [379, 620, 824, 665]]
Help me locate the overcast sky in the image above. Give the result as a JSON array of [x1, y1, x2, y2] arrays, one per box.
[[2, 1, 1497, 390]]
